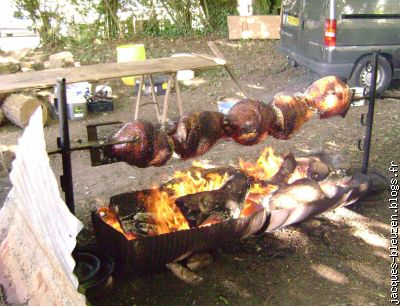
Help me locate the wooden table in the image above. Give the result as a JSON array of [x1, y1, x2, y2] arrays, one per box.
[[0, 54, 245, 122]]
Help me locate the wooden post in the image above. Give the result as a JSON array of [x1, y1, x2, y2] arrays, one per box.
[[148, 75, 161, 122], [134, 75, 144, 120], [174, 74, 184, 116], [161, 74, 175, 123]]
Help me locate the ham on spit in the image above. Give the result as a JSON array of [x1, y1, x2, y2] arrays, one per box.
[[107, 76, 352, 168]]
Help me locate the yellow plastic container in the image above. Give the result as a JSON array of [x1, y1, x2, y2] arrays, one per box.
[[116, 44, 146, 86]]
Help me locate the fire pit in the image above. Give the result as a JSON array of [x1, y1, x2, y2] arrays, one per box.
[[92, 148, 376, 273]]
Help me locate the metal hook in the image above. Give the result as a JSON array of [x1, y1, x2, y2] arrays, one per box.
[[358, 139, 364, 151], [360, 113, 367, 126]]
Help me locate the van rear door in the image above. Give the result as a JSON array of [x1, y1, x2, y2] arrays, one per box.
[[296, 0, 327, 62], [280, 0, 302, 52]]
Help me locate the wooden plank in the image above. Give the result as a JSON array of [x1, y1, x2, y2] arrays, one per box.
[[0, 56, 227, 94], [228, 15, 281, 40]]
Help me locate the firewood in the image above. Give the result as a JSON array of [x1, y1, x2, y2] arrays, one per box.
[[186, 253, 213, 271], [166, 263, 203, 286], [175, 170, 249, 227], [1, 94, 48, 128]]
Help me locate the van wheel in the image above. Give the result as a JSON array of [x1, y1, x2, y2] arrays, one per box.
[[348, 55, 392, 94]]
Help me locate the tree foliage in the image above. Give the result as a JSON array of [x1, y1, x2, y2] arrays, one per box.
[[12, 0, 282, 46]]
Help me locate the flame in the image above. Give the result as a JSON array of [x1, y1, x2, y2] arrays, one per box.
[[140, 187, 190, 235], [239, 147, 283, 181], [167, 168, 229, 198]]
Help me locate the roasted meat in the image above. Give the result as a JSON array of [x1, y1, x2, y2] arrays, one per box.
[[172, 111, 225, 159], [108, 120, 154, 167], [106, 76, 354, 168], [108, 121, 174, 168], [303, 76, 352, 118], [226, 99, 276, 145], [270, 94, 313, 140], [149, 126, 174, 167]]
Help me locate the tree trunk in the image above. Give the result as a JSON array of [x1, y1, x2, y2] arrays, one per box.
[[1, 94, 48, 128]]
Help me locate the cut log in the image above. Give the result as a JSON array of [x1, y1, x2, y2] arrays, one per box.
[[175, 170, 249, 227], [1, 94, 48, 128]]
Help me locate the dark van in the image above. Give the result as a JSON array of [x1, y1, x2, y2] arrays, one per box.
[[279, 0, 400, 93]]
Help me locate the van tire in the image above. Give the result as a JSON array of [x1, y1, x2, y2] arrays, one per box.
[[348, 55, 392, 94]]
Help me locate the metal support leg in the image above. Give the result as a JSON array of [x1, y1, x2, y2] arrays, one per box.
[[361, 51, 379, 174], [57, 78, 75, 214]]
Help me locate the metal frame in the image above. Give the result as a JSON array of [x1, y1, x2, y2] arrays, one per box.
[[358, 51, 379, 174]]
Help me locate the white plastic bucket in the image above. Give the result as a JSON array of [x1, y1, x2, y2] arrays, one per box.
[[217, 98, 241, 115]]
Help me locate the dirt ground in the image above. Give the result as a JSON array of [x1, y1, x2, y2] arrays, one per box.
[[0, 37, 399, 306]]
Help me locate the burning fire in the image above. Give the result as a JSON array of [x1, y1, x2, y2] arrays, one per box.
[[239, 147, 283, 181], [167, 167, 229, 198], [99, 147, 310, 239], [138, 188, 190, 235]]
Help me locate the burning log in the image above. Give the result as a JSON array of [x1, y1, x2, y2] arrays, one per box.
[[175, 170, 249, 227]]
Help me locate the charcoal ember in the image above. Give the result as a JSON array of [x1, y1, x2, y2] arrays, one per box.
[[226, 99, 276, 145], [172, 111, 225, 159], [175, 170, 250, 227], [107, 120, 154, 167], [270, 94, 313, 140], [268, 178, 325, 210], [149, 126, 174, 167], [303, 76, 352, 118]]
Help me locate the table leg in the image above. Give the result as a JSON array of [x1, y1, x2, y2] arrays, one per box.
[[174, 74, 184, 116], [161, 74, 175, 123], [148, 75, 161, 122], [134, 75, 144, 120]]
